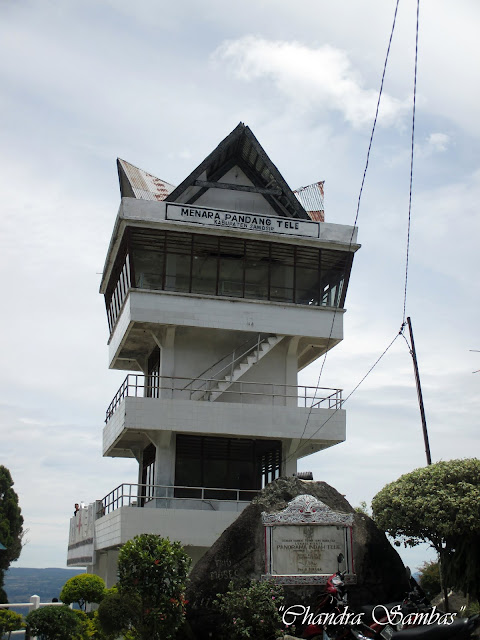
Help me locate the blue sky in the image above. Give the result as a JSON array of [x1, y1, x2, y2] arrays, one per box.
[[0, 0, 478, 572]]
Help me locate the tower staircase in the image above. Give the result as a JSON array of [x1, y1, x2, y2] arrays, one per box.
[[187, 333, 283, 402]]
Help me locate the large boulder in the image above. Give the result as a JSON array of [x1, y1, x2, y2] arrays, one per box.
[[185, 477, 409, 639]]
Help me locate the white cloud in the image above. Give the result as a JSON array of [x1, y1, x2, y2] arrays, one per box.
[[427, 132, 449, 152], [415, 132, 451, 158], [214, 36, 409, 129]]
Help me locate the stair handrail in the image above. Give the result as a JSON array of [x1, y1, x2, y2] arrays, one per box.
[[182, 332, 274, 396], [213, 333, 277, 384]]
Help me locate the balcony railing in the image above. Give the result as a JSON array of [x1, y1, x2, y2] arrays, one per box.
[[99, 483, 260, 516], [105, 374, 343, 423]]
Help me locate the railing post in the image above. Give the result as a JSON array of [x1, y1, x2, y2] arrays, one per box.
[[256, 333, 260, 362], [29, 594, 40, 640]]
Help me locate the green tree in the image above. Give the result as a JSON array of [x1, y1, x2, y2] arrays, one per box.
[[60, 573, 106, 611], [0, 609, 24, 639], [116, 534, 191, 640], [417, 560, 441, 600], [26, 605, 81, 640], [372, 458, 480, 607], [0, 466, 24, 603]]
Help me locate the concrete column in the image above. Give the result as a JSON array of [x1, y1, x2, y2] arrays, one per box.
[[147, 431, 176, 500], [153, 431, 175, 486], [160, 326, 176, 398], [137, 449, 144, 487], [286, 337, 300, 406], [92, 550, 120, 589]]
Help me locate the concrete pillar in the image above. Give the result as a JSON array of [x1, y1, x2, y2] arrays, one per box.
[[91, 549, 120, 588], [286, 337, 300, 407], [152, 431, 175, 486], [160, 326, 175, 398]]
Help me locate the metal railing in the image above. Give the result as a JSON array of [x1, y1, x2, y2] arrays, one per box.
[[105, 374, 342, 422], [0, 597, 69, 638], [100, 482, 260, 516]]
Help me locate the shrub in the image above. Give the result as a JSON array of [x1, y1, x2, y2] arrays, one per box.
[[214, 579, 285, 640], [60, 574, 106, 611], [0, 609, 24, 639], [96, 590, 140, 637], [117, 534, 191, 640], [26, 605, 81, 640]]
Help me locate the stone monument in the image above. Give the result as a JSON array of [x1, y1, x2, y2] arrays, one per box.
[[186, 477, 409, 639]]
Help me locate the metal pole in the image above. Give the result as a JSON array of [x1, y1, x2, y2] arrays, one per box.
[[407, 316, 432, 465]]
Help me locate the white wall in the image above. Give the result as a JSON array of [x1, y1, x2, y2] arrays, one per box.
[[94, 505, 244, 550]]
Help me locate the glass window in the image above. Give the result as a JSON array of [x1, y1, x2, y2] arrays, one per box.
[[270, 244, 294, 303], [165, 232, 191, 292], [245, 241, 269, 300], [191, 235, 219, 295], [133, 249, 164, 290], [218, 237, 245, 298], [115, 228, 352, 317], [295, 247, 321, 305], [320, 250, 347, 307]]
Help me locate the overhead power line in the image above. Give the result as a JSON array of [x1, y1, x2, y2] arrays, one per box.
[[287, 0, 423, 466], [286, 0, 403, 464]]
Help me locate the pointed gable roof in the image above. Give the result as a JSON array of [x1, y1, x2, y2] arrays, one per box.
[[165, 123, 309, 220], [117, 158, 175, 201]]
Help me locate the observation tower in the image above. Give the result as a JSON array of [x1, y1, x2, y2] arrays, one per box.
[[67, 123, 360, 584]]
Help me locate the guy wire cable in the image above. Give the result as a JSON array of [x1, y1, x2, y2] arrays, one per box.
[[402, 0, 420, 323], [289, 330, 403, 461]]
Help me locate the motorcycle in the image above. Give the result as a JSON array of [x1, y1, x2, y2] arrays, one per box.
[[302, 557, 480, 640]]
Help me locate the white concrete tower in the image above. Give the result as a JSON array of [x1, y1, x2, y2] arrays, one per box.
[[67, 124, 360, 584]]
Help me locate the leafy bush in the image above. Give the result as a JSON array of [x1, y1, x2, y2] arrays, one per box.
[[26, 605, 81, 640], [214, 579, 285, 640], [96, 589, 140, 637], [72, 608, 115, 640], [116, 534, 191, 640], [60, 574, 106, 611], [0, 609, 24, 639]]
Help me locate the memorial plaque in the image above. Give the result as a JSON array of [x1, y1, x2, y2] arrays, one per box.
[[262, 494, 356, 585], [271, 524, 348, 575]]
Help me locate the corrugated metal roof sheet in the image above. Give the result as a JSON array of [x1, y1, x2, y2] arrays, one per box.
[[294, 182, 325, 222], [118, 158, 176, 201]]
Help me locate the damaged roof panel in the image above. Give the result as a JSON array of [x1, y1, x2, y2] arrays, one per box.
[[117, 158, 175, 202]]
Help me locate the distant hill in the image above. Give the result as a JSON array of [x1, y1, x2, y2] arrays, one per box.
[[4, 567, 85, 605]]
